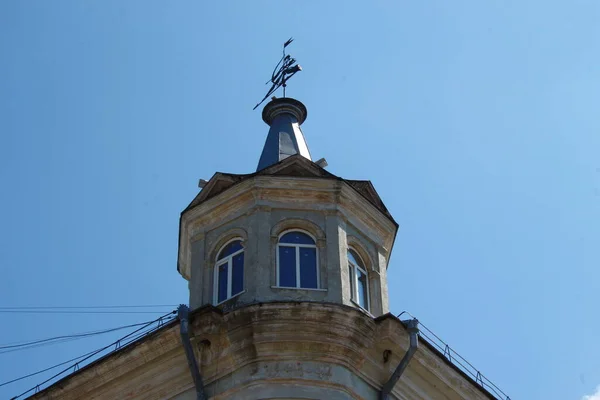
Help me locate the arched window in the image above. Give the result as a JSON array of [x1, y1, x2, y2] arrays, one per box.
[[348, 249, 369, 311], [214, 239, 244, 304], [277, 231, 318, 289]]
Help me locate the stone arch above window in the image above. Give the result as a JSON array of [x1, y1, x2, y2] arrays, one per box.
[[270, 218, 325, 247], [208, 228, 248, 263], [346, 236, 375, 272]]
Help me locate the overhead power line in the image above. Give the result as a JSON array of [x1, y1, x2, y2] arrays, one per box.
[[0, 310, 172, 315], [0, 349, 99, 388], [0, 324, 171, 389], [0, 321, 155, 354], [0, 305, 177, 310], [0, 319, 173, 388], [3, 310, 176, 398]]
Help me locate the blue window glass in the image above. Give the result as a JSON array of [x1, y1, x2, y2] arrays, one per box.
[[348, 249, 369, 310], [357, 268, 368, 309], [299, 247, 317, 288], [280, 232, 315, 245], [348, 265, 354, 299], [278, 231, 318, 289], [218, 240, 243, 260], [215, 239, 244, 304], [278, 246, 297, 287], [218, 263, 228, 303], [348, 250, 361, 267], [232, 253, 244, 296]]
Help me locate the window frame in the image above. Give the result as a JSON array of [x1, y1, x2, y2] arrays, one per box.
[[213, 238, 245, 305], [276, 229, 320, 289], [348, 247, 370, 311]]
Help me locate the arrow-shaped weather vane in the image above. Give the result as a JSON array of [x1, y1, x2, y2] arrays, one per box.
[[253, 38, 302, 110]]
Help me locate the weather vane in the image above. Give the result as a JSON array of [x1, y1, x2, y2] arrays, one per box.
[[253, 38, 302, 110]]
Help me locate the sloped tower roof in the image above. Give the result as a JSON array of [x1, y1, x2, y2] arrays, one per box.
[[256, 97, 312, 171]]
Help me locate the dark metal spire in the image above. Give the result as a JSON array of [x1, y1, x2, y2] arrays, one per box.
[[256, 97, 312, 171]]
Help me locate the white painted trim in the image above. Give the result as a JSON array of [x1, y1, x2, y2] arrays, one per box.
[[350, 298, 375, 318], [278, 228, 317, 242], [276, 230, 319, 289], [215, 290, 246, 306], [271, 286, 327, 292], [295, 244, 301, 286], [216, 237, 246, 260], [213, 238, 244, 305], [348, 248, 370, 312]]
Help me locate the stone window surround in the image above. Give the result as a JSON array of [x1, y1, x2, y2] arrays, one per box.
[[348, 246, 370, 312], [346, 235, 381, 316], [202, 218, 381, 313], [346, 235, 376, 273], [276, 229, 320, 289], [213, 237, 245, 305], [207, 227, 248, 262], [207, 228, 248, 306], [270, 218, 326, 243], [270, 218, 326, 290]]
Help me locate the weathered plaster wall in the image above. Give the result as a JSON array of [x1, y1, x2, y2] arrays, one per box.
[[182, 176, 396, 317], [29, 303, 493, 400]]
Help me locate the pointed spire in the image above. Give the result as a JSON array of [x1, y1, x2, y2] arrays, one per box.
[[256, 97, 312, 171]]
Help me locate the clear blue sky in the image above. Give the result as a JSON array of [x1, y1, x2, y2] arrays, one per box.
[[1, 2, 599, 399]]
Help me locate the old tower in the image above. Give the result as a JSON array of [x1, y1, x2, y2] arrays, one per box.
[[26, 90, 504, 400], [170, 97, 496, 400], [178, 97, 395, 319]]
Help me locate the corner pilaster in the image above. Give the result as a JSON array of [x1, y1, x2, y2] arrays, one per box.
[[189, 233, 206, 309]]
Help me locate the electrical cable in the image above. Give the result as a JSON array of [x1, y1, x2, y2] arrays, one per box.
[[0, 321, 154, 354], [8, 312, 176, 398], [0, 310, 172, 314], [3, 310, 176, 399], [0, 349, 100, 389], [0, 305, 177, 310]]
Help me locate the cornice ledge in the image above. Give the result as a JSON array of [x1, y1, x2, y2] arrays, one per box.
[[339, 184, 397, 233], [182, 179, 256, 222]]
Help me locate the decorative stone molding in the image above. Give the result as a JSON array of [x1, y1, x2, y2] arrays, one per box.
[[245, 204, 272, 217], [191, 232, 206, 243], [179, 176, 397, 281], [207, 228, 248, 264], [255, 205, 272, 213], [270, 218, 326, 240], [346, 235, 376, 272], [28, 302, 497, 400], [324, 208, 343, 217]]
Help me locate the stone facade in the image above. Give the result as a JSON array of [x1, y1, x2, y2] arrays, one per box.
[[178, 156, 396, 318], [29, 302, 494, 400]]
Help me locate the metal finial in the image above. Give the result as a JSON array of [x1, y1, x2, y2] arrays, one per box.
[[253, 38, 302, 110]]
